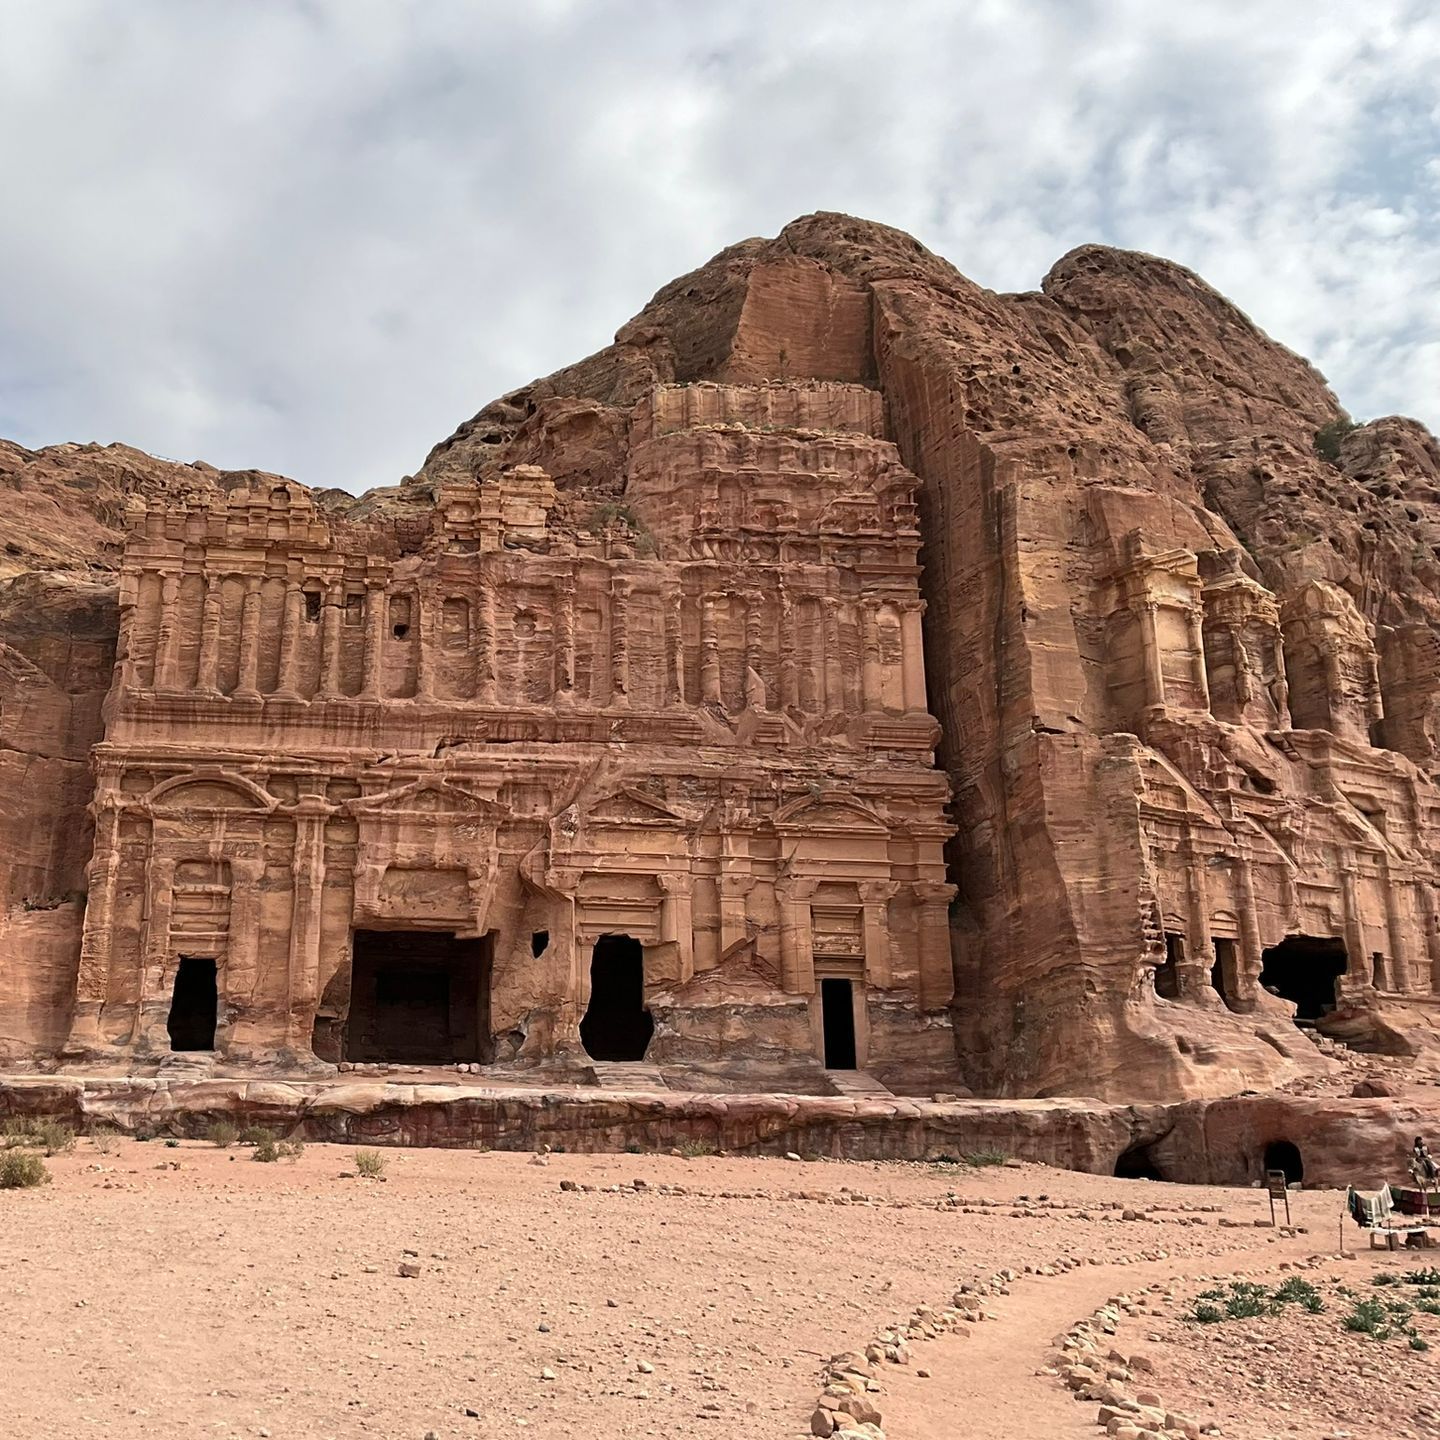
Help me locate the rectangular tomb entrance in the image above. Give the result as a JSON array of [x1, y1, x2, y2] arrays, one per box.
[[167, 956, 218, 1052], [343, 929, 493, 1065]]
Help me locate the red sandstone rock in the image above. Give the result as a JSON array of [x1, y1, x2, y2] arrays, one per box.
[[4, 211, 1440, 1104]]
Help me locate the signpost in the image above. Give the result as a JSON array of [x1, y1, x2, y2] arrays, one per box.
[[1266, 1168, 1292, 1226]]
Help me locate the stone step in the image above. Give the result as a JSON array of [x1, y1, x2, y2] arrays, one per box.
[[825, 1070, 893, 1097], [586, 1062, 670, 1091]]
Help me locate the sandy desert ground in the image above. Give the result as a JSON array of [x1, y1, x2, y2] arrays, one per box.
[[1, 1135, 1437, 1440]]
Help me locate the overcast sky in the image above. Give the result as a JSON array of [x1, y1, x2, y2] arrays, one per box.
[[1, 1, 1437, 494]]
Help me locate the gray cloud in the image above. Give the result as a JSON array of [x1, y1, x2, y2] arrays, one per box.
[[1, 0, 1436, 492]]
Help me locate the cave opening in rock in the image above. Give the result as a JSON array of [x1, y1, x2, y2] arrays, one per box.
[[1259, 935, 1347, 1023], [167, 956, 217, 1052], [343, 929, 492, 1065], [1264, 1139, 1304, 1185], [820, 978, 858, 1070], [531, 930, 549, 957], [1114, 1141, 1166, 1180], [580, 934, 653, 1061]]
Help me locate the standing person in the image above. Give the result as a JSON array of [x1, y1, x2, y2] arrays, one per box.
[[1410, 1136, 1439, 1188]]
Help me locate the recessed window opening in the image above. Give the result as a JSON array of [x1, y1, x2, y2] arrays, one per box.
[[303, 590, 322, 623]]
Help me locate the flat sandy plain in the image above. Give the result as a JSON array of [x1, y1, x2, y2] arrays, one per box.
[[2, 1137, 1436, 1440]]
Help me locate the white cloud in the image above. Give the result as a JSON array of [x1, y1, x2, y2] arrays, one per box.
[[0, 0, 1436, 490]]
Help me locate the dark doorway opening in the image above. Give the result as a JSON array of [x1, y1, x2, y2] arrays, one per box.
[[1210, 937, 1240, 1009], [820, 978, 858, 1069], [1155, 933, 1183, 1000], [343, 929, 492, 1064], [531, 930, 549, 957], [580, 934, 653, 1061], [167, 956, 218, 1051], [1259, 935, 1347, 1022], [1264, 1139, 1304, 1185], [1114, 1141, 1165, 1180]]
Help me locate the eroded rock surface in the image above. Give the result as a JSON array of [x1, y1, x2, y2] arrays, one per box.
[[4, 212, 1440, 1104]]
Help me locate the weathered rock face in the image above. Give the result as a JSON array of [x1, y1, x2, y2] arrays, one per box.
[[4, 212, 1440, 1104]]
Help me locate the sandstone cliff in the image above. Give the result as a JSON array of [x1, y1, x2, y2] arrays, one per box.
[[5, 213, 1439, 1099]]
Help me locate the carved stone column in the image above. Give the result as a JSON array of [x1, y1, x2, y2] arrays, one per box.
[[414, 587, 434, 702], [900, 599, 927, 712], [912, 880, 957, 1011], [700, 593, 722, 705], [778, 590, 799, 712], [823, 598, 845, 712], [235, 577, 263, 700], [664, 583, 685, 707], [223, 855, 268, 1048], [1181, 839, 1215, 1000], [1422, 883, 1440, 995], [194, 572, 224, 695], [1338, 861, 1373, 991], [657, 872, 695, 985], [1380, 862, 1414, 994], [1138, 599, 1165, 709], [359, 582, 387, 700], [1233, 854, 1263, 1004], [742, 590, 765, 709], [776, 876, 818, 994], [1187, 604, 1211, 711], [287, 797, 329, 1049], [859, 880, 898, 989], [153, 572, 183, 691], [274, 579, 304, 700], [717, 870, 754, 956], [132, 855, 177, 1050], [608, 574, 631, 708], [65, 800, 126, 1052], [478, 582, 497, 704], [860, 599, 882, 712], [553, 574, 576, 706], [317, 580, 345, 699]]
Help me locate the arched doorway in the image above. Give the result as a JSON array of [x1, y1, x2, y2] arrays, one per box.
[[1264, 1139, 1304, 1185], [1259, 936, 1347, 1022], [1114, 1141, 1166, 1180], [580, 934, 653, 1061]]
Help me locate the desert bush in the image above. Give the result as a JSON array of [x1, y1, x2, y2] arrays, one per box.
[[88, 1126, 119, 1155], [677, 1139, 716, 1158], [964, 1150, 1009, 1168], [252, 1135, 280, 1163], [1314, 416, 1358, 463], [207, 1121, 240, 1149], [238, 1124, 275, 1146], [354, 1149, 387, 1179], [2, 1118, 72, 1154], [0, 1150, 50, 1188]]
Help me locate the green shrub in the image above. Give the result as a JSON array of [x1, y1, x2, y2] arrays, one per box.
[[164, 1138, 179, 1149], [677, 1139, 716, 1158], [354, 1149, 387, 1179], [207, 1121, 240, 1149], [0, 1150, 50, 1188], [1275, 1277, 1324, 1313], [252, 1136, 279, 1163], [238, 1125, 275, 1146], [1189, 1301, 1224, 1324], [1411, 1335, 1431, 1352], [1344, 1298, 1393, 1338], [964, 1150, 1010, 1168], [1402, 1268, 1440, 1286], [1224, 1282, 1271, 1320], [1314, 417, 1358, 463], [2, 1118, 73, 1154]]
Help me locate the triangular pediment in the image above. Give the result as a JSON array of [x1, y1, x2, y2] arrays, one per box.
[[581, 787, 689, 827], [347, 778, 501, 817]]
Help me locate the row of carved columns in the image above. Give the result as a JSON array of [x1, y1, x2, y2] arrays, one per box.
[[138, 566, 929, 713]]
